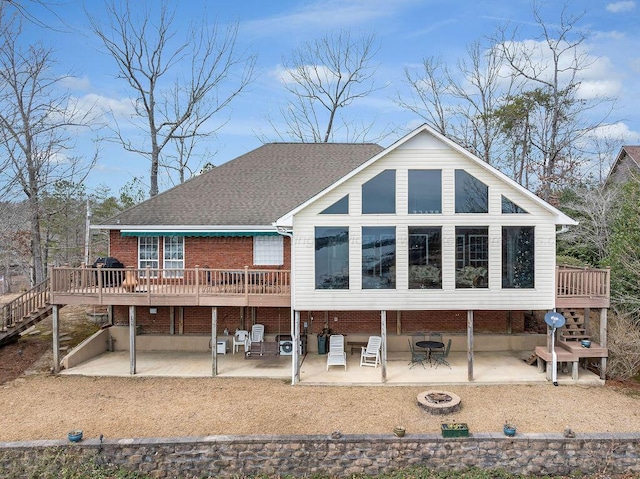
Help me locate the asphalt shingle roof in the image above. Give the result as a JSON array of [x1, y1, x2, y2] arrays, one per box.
[[105, 143, 383, 227]]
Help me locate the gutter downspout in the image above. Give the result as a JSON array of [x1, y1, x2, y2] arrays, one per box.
[[276, 226, 296, 385]]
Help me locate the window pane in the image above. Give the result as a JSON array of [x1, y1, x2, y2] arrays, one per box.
[[502, 226, 535, 288], [502, 196, 528, 214], [315, 227, 349, 289], [455, 170, 488, 213], [320, 195, 349, 214], [408, 227, 441, 289], [163, 236, 184, 278], [254, 236, 284, 265], [362, 170, 395, 214], [362, 226, 396, 289], [408, 170, 441, 214], [138, 236, 159, 278], [455, 227, 488, 288]]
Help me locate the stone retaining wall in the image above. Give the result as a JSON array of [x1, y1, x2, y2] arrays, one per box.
[[1, 433, 640, 478]]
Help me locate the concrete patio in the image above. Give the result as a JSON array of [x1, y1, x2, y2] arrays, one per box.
[[59, 348, 605, 386]]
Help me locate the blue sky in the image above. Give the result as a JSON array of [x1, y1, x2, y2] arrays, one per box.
[[16, 0, 640, 196]]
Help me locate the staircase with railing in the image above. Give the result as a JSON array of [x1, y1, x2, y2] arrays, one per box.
[[0, 280, 54, 346]]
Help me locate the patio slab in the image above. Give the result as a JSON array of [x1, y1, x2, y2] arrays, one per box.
[[59, 349, 604, 386]]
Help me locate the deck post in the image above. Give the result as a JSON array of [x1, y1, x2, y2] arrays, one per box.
[[381, 310, 387, 383], [293, 309, 300, 384], [467, 310, 474, 381], [599, 308, 608, 380], [195, 266, 200, 304], [211, 307, 218, 377], [244, 266, 249, 304], [169, 307, 175, 335], [52, 305, 60, 373], [129, 305, 136, 375]]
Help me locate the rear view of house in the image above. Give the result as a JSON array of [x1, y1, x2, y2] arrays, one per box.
[[38, 124, 609, 383]]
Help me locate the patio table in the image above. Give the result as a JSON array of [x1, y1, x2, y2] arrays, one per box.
[[416, 340, 444, 364]]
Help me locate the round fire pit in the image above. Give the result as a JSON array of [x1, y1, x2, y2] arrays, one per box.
[[416, 390, 461, 415]]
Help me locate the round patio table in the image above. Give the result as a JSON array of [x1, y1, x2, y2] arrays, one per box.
[[416, 340, 444, 363]]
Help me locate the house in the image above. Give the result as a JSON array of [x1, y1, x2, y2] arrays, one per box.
[[606, 145, 640, 185], [41, 124, 610, 383]]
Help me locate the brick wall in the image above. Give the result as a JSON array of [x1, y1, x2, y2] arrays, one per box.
[[108, 232, 291, 270], [2, 433, 639, 478], [113, 306, 524, 335], [113, 305, 292, 335]]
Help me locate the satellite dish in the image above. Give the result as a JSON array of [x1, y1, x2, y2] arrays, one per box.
[[544, 311, 565, 329], [544, 311, 566, 387]]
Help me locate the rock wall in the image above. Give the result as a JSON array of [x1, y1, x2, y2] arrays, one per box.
[[1, 433, 640, 477]]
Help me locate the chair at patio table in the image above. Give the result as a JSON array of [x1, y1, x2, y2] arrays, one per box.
[[408, 339, 427, 369], [431, 338, 452, 369]]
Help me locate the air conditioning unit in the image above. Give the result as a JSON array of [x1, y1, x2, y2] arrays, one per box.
[[279, 339, 294, 355]]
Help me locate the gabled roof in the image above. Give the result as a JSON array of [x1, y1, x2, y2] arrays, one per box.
[[99, 143, 383, 230], [275, 124, 577, 227], [606, 145, 640, 185]]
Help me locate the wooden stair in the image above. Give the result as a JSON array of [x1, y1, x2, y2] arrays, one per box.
[[558, 308, 591, 342], [0, 304, 54, 346], [0, 279, 60, 347]]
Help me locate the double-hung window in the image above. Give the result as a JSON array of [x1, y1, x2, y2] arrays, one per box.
[[164, 236, 184, 278], [138, 236, 159, 278]]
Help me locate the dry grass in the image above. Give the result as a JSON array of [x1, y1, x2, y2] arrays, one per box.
[[2, 296, 640, 443]]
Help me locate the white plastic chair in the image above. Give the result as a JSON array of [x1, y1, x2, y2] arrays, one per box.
[[360, 335, 382, 368], [251, 324, 265, 343], [326, 335, 347, 370], [233, 330, 250, 354]]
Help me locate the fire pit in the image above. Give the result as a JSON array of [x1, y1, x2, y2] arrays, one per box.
[[416, 390, 461, 415]]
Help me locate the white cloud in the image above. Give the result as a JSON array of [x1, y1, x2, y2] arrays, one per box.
[[269, 64, 339, 86], [589, 122, 640, 143], [79, 93, 136, 117], [576, 80, 622, 100], [59, 75, 91, 91], [241, 0, 419, 37], [606, 1, 636, 13], [497, 39, 621, 97]]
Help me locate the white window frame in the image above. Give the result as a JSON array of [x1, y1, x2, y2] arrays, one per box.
[[138, 236, 159, 278], [163, 236, 184, 278], [253, 236, 283, 266]]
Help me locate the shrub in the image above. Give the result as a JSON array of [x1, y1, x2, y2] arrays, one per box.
[[606, 310, 640, 381]]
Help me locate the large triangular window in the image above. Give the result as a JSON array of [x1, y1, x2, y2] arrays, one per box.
[[362, 170, 396, 214], [501, 196, 528, 214], [320, 195, 349, 214]]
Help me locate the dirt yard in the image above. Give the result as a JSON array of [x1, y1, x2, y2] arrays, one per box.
[[1, 297, 640, 443]]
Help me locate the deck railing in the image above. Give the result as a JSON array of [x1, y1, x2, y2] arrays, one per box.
[[50, 266, 291, 299], [0, 279, 50, 331], [556, 266, 610, 302]]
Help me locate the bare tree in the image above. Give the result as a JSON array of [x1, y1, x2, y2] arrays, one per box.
[[0, 5, 96, 283], [399, 41, 513, 164], [495, 3, 615, 198], [271, 30, 382, 143], [88, 0, 255, 196]]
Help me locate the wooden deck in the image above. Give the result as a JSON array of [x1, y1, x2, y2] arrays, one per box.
[[555, 266, 610, 308], [43, 265, 610, 310], [49, 266, 291, 307]]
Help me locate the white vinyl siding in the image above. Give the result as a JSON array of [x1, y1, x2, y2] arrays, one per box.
[[291, 133, 558, 311], [253, 236, 283, 266]]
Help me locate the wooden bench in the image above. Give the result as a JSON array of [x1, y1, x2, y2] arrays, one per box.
[[244, 341, 280, 360], [347, 341, 367, 355], [534, 346, 579, 380]]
